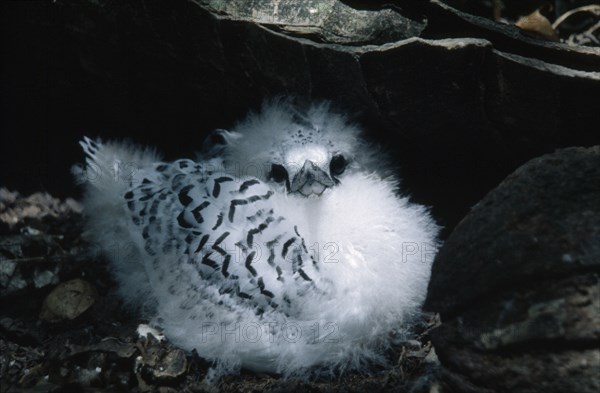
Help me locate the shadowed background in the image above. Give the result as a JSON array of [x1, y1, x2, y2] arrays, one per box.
[[2, 0, 599, 237]]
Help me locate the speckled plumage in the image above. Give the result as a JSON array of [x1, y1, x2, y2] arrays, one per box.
[[74, 99, 440, 379]]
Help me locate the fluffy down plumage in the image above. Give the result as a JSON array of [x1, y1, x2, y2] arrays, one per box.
[[74, 99, 440, 379]]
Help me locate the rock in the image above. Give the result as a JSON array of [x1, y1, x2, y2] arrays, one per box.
[[0, 317, 47, 344], [152, 349, 187, 380], [135, 335, 188, 384], [40, 279, 98, 322], [0, 338, 47, 389], [0, 189, 91, 299], [3, 1, 600, 236], [0, 234, 62, 296], [425, 146, 600, 393], [0, 188, 82, 229], [198, 0, 427, 44], [68, 337, 138, 359]]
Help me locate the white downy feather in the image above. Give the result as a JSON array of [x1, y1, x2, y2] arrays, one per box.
[[75, 99, 440, 379]]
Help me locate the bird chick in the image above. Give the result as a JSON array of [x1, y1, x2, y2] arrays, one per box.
[[74, 99, 440, 378]]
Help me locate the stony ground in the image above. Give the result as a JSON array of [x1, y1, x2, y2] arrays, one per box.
[[0, 189, 440, 393]]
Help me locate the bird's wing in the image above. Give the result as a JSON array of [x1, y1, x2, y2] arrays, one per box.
[[124, 159, 324, 317]]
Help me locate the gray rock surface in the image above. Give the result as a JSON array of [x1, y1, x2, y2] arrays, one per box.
[[3, 0, 600, 236], [426, 146, 600, 393]]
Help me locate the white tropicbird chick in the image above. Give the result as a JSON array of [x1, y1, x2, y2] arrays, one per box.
[[74, 99, 440, 378]]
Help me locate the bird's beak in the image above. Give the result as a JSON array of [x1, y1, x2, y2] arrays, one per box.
[[290, 160, 335, 197]]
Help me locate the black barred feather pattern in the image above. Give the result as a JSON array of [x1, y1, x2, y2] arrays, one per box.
[[76, 100, 440, 380], [124, 159, 321, 317]]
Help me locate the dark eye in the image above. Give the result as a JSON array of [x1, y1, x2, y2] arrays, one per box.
[[330, 154, 347, 176], [270, 164, 289, 184]]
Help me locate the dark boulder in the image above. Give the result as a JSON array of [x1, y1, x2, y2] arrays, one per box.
[[2, 0, 599, 236], [426, 146, 600, 392]]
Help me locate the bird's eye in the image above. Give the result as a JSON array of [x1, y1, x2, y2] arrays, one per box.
[[329, 154, 347, 176], [270, 164, 289, 184]]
